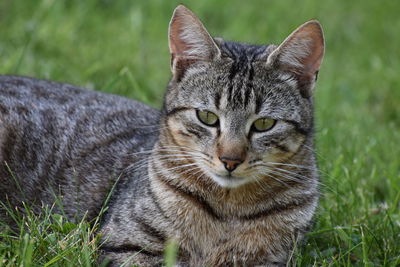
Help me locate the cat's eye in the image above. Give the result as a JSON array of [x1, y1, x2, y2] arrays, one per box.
[[252, 118, 276, 132], [196, 110, 219, 127]]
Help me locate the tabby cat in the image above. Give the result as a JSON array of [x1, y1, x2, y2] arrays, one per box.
[[0, 5, 324, 266]]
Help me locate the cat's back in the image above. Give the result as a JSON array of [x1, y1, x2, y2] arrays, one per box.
[[0, 75, 160, 221], [0, 75, 153, 115]]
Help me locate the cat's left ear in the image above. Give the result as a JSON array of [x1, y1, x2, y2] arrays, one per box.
[[266, 20, 325, 97], [169, 5, 221, 81]]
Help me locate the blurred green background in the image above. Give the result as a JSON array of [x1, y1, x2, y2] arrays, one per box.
[[1, 0, 399, 265]]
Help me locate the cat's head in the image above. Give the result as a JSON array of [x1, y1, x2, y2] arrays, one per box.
[[160, 5, 324, 188]]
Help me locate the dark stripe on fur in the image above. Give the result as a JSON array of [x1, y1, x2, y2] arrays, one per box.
[[100, 244, 158, 256], [214, 91, 221, 109], [221, 42, 270, 109], [284, 120, 311, 135], [240, 195, 316, 220], [155, 174, 223, 221], [255, 96, 263, 114], [184, 122, 212, 138], [135, 217, 166, 243], [270, 141, 291, 153], [166, 107, 191, 117], [244, 63, 255, 106], [244, 82, 252, 107], [146, 186, 169, 220], [178, 130, 191, 137], [186, 128, 202, 139]]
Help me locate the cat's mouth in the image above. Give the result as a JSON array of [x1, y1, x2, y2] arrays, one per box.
[[210, 173, 251, 188]]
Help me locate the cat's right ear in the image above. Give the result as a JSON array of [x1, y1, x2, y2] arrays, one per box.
[[169, 5, 221, 81]]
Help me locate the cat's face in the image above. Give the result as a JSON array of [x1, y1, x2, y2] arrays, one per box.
[[161, 5, 324, 188], [165, 54, 310, 187]]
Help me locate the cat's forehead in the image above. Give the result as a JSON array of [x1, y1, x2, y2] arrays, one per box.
[[174, 40, 302, 119], [207, 48, 299, 113], [218, 41, 272, 61], [216, 70, 299, 115], [185, 66, 300, 120]]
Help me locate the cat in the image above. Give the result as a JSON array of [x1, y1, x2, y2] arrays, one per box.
[[0, 4, 324, 267]]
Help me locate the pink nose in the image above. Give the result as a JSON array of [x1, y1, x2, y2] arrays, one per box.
[[219, 157, 244, 172]]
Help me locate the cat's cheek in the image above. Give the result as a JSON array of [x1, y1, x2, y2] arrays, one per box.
[[169, 122, 194, 146], [285, 134, 305, 153], [268, 134, 305, 161], [165, 117, 205, 152], [259, 152, 281, 165]]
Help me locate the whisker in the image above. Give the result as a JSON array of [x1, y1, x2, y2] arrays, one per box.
[[262, 168, 307, 184], [250, 163, 308, 186], [250, 163, 335, 193], [262, 172, 292, 188], [267, 166, 313, 181], [156, 150, 208, 160], [269, 166, 336, 193], [301, 143, 327, 162], [245, 161, 314, 173], [183, 168, 202, 177], [264, 162, 315, 171], [250, 173, 265, 189], [160, 145, 212, 158], [151, 162, 200, 176]]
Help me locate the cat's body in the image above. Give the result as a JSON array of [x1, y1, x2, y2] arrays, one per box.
[[0, 75, 160, 222], [0, 5, 324, 267]]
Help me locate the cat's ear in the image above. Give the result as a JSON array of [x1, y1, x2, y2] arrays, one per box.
[[169, 5, 221, 80], [267, 20, 324, 97]]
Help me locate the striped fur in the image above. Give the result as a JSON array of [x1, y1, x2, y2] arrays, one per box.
[[0, 5, 324, 267], [102, 5, 324, 266]]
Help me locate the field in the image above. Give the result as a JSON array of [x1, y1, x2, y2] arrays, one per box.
[[0, 0, 399, 266]]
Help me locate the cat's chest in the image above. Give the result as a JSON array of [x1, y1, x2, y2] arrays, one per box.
[[176, 204, 269, 249], [173, 200, 280, 266], [151, 179, 275, 264]]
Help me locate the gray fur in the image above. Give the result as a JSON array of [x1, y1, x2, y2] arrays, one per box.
[[0, 75, 160, 222], [0, 5, 324, 267]]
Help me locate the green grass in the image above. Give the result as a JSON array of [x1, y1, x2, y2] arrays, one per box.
[[0, 203, 103, 267], [0, 0, 399, 266]]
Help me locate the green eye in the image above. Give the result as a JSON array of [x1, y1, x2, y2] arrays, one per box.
[[196, 110, 219, 126], [252, 118, 276, 132]]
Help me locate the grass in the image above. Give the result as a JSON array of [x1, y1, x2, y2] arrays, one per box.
[[0, 203, 103, 267], [0, 0, 399, 266]]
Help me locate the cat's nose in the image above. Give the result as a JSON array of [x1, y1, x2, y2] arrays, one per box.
[[219, 157, 244, 172]]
